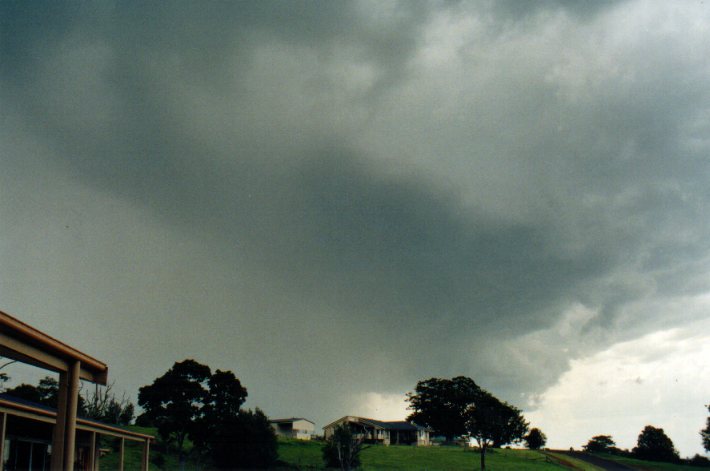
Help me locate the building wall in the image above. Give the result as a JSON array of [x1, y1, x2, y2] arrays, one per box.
[[272, 420, 314, 440]]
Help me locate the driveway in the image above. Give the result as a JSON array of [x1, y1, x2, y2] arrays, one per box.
[[551, 451, 634, 471]]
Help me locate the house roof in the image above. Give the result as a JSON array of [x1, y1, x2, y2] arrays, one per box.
[[270, 417, 315, 424], [0, 393, 153, 442]]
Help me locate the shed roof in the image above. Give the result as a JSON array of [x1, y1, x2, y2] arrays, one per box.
[[270, 417, 315, 424]]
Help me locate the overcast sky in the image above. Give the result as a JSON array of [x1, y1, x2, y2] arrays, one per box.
[[1, 0, 709, 457]]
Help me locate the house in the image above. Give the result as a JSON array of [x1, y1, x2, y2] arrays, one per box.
[[1, 393, 152, 471], [0, 309, 153, 470], [270, 417, 315, 440], [323, 416, 430, 446]]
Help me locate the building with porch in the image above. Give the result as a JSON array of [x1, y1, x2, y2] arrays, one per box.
[[323, 416, 430, 446], [0, 309, 152, 470]]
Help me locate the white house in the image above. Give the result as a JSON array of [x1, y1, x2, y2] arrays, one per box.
[[270, 418, 315, 440], [323, 416, 430, 446]]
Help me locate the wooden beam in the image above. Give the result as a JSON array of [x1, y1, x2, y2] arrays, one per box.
[[0, 333, 68, 373], [0, 310, 108, 384], [0, 333, 105, 384]]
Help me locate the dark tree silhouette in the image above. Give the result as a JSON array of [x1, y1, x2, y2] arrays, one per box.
[[4, 376, 86, 414], [583, 435, 616, 453], [702, 403, 710, 453], [632, 425, 679, 463], [206, 408, 277, 469], [407, 376, 481, 442], [137, 359, 211, 463], [524, 428, 547, 450], [464, 390, 528, 470]]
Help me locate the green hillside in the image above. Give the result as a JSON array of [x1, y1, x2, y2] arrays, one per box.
[[278, 439, 566, 470]]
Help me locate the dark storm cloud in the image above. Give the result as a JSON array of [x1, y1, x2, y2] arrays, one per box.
[[2, 0, 710, 425]]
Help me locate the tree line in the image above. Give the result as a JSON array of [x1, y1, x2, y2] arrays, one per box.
[[585, 417, 710, 467]]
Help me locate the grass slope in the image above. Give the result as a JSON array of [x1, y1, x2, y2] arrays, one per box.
[[278, 439, 569, 470]]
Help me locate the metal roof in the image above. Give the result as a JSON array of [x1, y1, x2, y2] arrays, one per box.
[[269, 417, 315, 424]]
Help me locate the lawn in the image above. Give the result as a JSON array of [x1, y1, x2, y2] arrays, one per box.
[[277, 439, 570, 470]]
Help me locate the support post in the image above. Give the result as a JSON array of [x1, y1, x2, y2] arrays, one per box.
[[50, 371, 69, 471], [51, 361, 81, 471], [118, 438, 125, 471], [88, 431, 96, 471], [141, 439, 150, 471], [0, 412, 6, 471], [63, 360, 81, 471]]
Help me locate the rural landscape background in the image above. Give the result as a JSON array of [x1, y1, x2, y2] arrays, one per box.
[[1, 0, 709, 466]]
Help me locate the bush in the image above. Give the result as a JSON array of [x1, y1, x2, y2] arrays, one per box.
[[583, 435, 615, 453], [323, 424, 364, 470], [687, 454, 710, 467], [207, 408, 278, 469]]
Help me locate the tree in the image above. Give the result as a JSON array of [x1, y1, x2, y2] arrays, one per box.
[[407, 376, 482, 442], [0, 358, 16, 391], [192, 370, 270, 469], [583, 435, 616, 453], [4, 376, 86, 414], [206, 408, 277, 469], [323, 423, 365, 471], [83, 381, 134, 425], [464, 390, 528, 470], [138, 360, 270, 469], [137, 359, 212, 462], [632, 425, 679, 463], [525, 428, 547, 450], [702, 403, 710, 453], [204, 369, 248, 418]]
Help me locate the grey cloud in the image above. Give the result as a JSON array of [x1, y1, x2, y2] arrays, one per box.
[[2, 0, 710, 428]]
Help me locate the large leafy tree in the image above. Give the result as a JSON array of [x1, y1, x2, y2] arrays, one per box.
[[632, 425, 679, 463], [464, 390, 528, 470], [192, 369, 277, 469], [407, 376, 481, 442], [702, 403, 710, 452], [524, 428, 547, 450], [138, 359, 212, 461], [583, 435, 616, 453]]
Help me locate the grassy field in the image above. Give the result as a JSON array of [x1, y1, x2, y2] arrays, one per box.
[[94, 434, 707, 470], [278, 439, 569, 470]]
